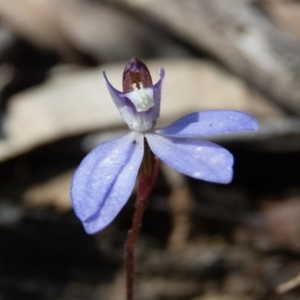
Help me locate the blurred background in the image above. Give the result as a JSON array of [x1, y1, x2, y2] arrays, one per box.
[[0, 0, 300, 299]]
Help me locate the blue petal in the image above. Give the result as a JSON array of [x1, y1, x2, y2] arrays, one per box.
[[155, 110, 258, 137], [146, 133, 233, 184], [103, 71, 136, 126], [150, 67, 165, 122], [71, 132, 144, 234]]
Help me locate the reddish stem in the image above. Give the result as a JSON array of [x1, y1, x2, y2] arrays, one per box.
[[125, 144, 160, 300]]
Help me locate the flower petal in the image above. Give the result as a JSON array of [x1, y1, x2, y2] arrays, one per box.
[[150, 67, 165, 122], [155, 110, 258, 137], [103, 71, 136, 125], [146, 133, 233, 184], [71, 132, 144, 233]]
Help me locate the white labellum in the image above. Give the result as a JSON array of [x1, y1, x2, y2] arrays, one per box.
[[124, 83, 154, 112]]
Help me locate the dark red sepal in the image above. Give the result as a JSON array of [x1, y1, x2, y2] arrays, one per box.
[[122, 57, 153, 92]]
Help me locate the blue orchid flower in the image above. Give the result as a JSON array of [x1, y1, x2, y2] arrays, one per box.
[[71, 58, 258, 234]]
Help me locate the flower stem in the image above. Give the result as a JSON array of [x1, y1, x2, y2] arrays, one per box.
[[125, 140, 160, 300]]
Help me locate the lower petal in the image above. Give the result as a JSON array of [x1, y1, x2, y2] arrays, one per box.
[[71, 132, 144, 233], [155, 110, 258, 137], [146, 134, 233, 184]]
